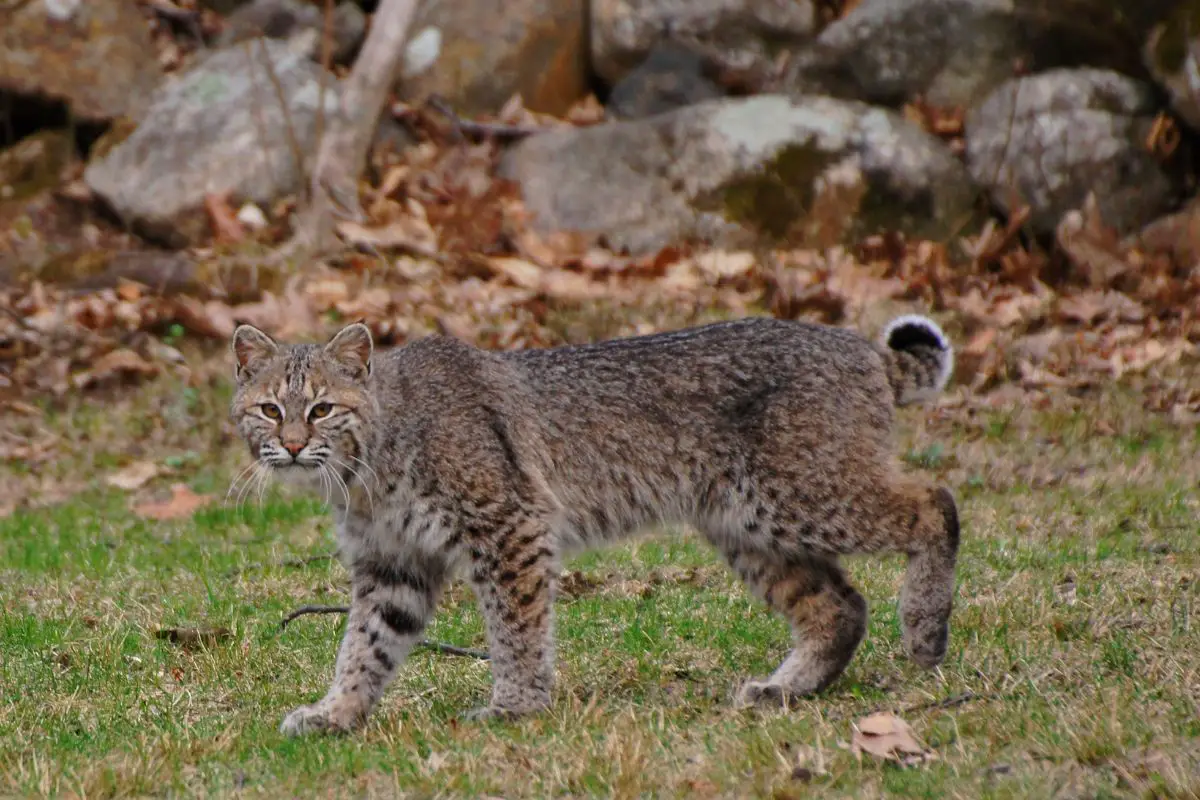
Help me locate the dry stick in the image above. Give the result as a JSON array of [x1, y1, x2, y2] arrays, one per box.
[[280, 604, 349, 628], [311, 0, 336, 207], [279, 604, 491, 660], [420, 96, 541, 143], [254, 37, 308, 200], [284, 0, 423, 257]]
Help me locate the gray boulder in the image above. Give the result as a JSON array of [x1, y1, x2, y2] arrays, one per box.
[[780, 0, 1178, 109], [0, 0, 163, 121], [84, 40, 340, 246], [398, 0, 589, 117], [965, 68, 1178, 236], [606, 42, 725, 120], [501, 94, 978, 255], [591, 0, 816, 86]]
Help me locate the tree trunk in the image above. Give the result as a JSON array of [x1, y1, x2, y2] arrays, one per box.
[[286, 0, 421, 256]]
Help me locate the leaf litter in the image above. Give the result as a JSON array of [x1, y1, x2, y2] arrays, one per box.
[[850, 712, 936, 766], [132, 483, 213, 521], [0, 82, 1197, 425]]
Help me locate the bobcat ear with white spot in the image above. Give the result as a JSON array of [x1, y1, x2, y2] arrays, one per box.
[[324, 322, 373, 379], [232, 324, 278, 379]]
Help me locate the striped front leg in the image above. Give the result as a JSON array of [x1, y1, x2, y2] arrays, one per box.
[[280, 557, 444, 736]]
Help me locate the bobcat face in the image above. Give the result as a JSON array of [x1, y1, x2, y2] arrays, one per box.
[[230, 323, 376, 487]]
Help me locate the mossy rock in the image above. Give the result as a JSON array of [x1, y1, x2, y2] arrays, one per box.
[[717, 144, 836, 242]]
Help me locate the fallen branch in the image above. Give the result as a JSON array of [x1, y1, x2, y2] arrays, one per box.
[[418, 96, 542, 144], [418, 641, 491, 660], [280, 604, 349, 628], [284, 0, 422, 257], [279, 604, 490, 660]]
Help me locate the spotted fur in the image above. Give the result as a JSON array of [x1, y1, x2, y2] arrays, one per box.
[[229, 316, 960, 735]]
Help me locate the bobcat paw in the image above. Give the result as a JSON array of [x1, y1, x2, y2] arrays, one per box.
[[735, 680, 789, 708], [279, 702, 359, 737], [902, 618, 949, 669]]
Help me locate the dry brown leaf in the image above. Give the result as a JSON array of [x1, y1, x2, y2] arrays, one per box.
[[692, 250, 757, 282], [73, 349, 159, 390], [336, 213, 439, 256], [106, 461, 162, 491], [486, 256, 542, 290], [540, 269, 606, 301], [953, 285, 1053, 329], [204, 193, 246, 244], [963, 327, 998, 357], [133, 483, 213, 521], [1058, 291, 1145, 325], [1018, 360, 1092, 390], [171, 296, 237, 339], [335, 287, 395, 320], [514, 228, 594, 267], [851, 712, 933, 765], [565, 94, 606, 126], [826, 257, 907, 315], [1109, 338, 1193, 378]]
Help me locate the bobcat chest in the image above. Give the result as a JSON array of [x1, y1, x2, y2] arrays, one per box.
[[336, 489, 463, 574]]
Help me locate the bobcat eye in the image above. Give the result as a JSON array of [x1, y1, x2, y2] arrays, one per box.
[[309, 402, 333, 420], [260, 403, 282, 421]]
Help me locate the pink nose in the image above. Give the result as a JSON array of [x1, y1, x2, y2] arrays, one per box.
[[283, 442, 304, 456]]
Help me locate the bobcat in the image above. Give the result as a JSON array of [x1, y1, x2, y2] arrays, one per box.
[[229, 314, 959, 735]]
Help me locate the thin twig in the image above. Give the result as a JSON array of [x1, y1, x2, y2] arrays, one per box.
[[254, 38, 308, 195], [419, 96, 542, 144], [279, 604, 349, 629], [899, 691, 999, 715], [311, 0, 336, 207], [278, 604, 491, 660], [419, 641, 491, 660]]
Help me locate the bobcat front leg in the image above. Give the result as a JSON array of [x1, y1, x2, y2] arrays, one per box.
[[465, 516, 557, 720], [281, 557, 444, 736]]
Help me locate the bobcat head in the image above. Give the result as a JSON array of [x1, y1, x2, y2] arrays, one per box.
[[229, 323, 378, 494]]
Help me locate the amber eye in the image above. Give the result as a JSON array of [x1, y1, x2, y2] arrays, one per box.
[[309, 402, 333, 420], [260, 403, 282, 421]]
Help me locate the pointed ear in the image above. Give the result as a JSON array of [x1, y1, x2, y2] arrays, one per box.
[[323, 322, 373, 379], [231, 324, 278, 379]]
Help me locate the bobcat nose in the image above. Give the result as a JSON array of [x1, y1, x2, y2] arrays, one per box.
[[283, 441, 304, 457]]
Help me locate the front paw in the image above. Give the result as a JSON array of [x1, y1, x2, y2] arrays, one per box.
[[902, 616, 949, 669], [279, 702, 360, 737], [735, 680, 789, 709]]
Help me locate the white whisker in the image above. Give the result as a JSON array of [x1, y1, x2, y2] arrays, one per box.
[[224, 460, 260, 509], [348, 454, 382, 490], [236, 461, 266, 517], [318, 463, 332, 510], [328, 464, 352, 515], [331, 456, 375, 520], [255, 463, 270, 508]]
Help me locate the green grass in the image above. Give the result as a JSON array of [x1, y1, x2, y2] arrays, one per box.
[[2, 372, 1199, 798]]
